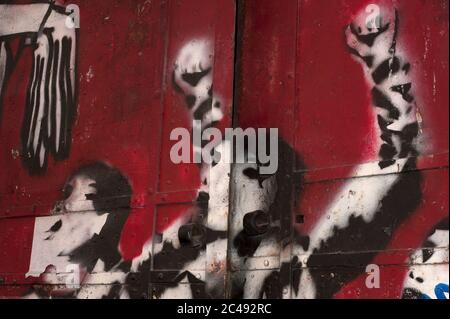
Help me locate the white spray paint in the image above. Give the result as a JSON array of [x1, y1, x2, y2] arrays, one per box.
[[26, 175, 108, 278], [403, 228, 449, 299]]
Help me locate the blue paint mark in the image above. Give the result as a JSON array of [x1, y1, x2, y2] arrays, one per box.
[[421, 283, 449, 300], [434, 283, 449, 300]]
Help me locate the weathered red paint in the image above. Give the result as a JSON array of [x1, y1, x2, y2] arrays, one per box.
[[0, 0, 448, 298], [235, 0, 448, 298]]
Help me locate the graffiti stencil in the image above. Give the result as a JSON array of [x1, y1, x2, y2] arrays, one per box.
[[0, 2, 79, 173], [0, 0, 447, 300]]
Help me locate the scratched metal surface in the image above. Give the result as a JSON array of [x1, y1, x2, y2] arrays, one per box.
[[0, 0, 448, 299]]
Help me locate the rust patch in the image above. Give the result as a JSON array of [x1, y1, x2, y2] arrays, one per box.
[[127, 21, 150, 47], [209, 259, 226, 274]]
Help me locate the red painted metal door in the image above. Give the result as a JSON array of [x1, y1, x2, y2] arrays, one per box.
[[0, 0, 448, 299], [230, 0, 448, 299], [0, 0, 235, 299]]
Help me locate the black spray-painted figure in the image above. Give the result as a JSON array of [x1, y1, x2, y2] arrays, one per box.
[[25, 162, 132, 299]]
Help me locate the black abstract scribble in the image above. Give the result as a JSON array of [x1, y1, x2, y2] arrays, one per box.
[[181, 67, 211, 87], [391, 83, 414, 103], [0, 3, 78, 175], [172, 64, 214, 124], [349, 22, 390, 47], [372, 87, 400, 119], [402, 288, 424, 299], [371, 56, 401, 84], [47, 219, 62, 233], [243, 167, 274, 188], [259, 256, 303, 299], [193, 96, 213, 121]]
